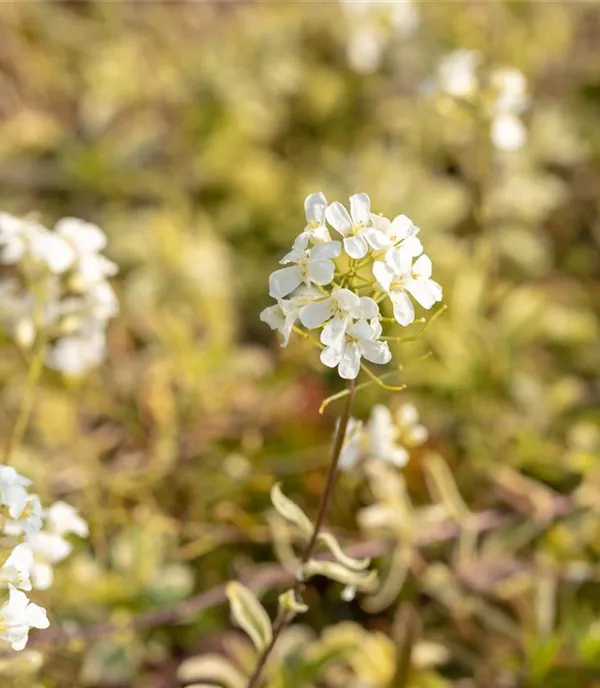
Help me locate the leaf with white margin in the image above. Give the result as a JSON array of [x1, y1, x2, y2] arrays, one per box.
[[226, 582, 273, 652], [317, 532, 371, 572], [270, 483, 313, 537], [301, 560, 378, 591]]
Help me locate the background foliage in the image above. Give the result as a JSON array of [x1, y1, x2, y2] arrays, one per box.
[[0, 1, 599, 686]]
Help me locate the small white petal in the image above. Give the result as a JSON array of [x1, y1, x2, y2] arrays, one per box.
[[321, 314, 350, 347], [260, 304, 285, 331], [304, 193, 327, 224], [389, 214, 414, 242], [491, 113, 527, 151], [292, 231, 310, 251], [338, 342, 361, 379], [349, 193, 371, 226], [346, 319, 374, 341], [362, 227, 391, 250], [332, 287, 360, 312], [359, 339, 392, 365], [343, 234, 368, 259], [311, 240, 341, 261], [307, 259, 334, 286], [320, 345, 343, 368], [299, 298, 334, 329], [412, 254, 433, 279], [372, 261, 394, 292], [406, 279, 442, 309], [391, 290, 415, 326], [355, 297, 379, 320], [269, 266, 302, 298], [325, 202, 352, 236], [386, 248, 412, 276], [400, 235, 423, 259]]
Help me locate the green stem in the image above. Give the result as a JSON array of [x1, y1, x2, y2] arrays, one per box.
[[245, 379, 357, 688]]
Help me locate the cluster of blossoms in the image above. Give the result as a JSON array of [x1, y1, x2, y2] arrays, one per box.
[[0, 213, 118, 375], [340, 403, 428, 470], [260, 193, 442, 380], [436, 49, 529, 151], [0, 467, 88, 650]]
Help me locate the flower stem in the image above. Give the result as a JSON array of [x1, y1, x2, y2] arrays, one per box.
[[245, 378, 357, 688], [3, 335, 46, 465]]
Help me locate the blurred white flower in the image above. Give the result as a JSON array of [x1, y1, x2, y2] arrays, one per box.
[[0, 585, 49, 651], [44, 501, 88, 539], [0, 468, 33, 521], [0, 544, 34, 592], [437, 50, 480, 99], [3, 496, 44, 539]]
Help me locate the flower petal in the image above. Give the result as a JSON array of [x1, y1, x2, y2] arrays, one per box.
[[363, 227, 391, 250], [349, 193, 371, 226], [390, 290, 415, 326], [332, 287, 360, 312], [343, 234, 368, 259], [338, 343, 361, 379], [307, 259, 334, 286], [321, 314, 350, 347], [299, 298, 334, 329], [355, 296, 379, 320], [292, 231, 310, 251], [325, 202, 352, 236], [386, 248, 412, 276], [412, 254, 432, 278], [406, 278, 442, 309], [389, 214, 414, 242], [320, 345, 343, 368], [372, 261, 394, 292], [304, 192, 327, 224], [346, 319, 374, 341], [260, 304, 285, 330], [359, 339, 392, 365], [311, 240, 341, 261], [400, 235, 423, 258], [269, 266, 302, 298]]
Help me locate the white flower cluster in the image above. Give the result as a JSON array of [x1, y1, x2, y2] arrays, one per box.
[[340, 403, 428, 470], [0, 213, 118, 375], [0, 467, 88, 650], [261, 193, 442, 380], [436, 49, 528, 151]]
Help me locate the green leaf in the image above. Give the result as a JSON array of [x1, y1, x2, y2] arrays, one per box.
[[226, 582, 273, 652]]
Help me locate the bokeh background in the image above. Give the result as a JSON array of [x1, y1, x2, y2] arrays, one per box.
[[1, 1, 600, 686]]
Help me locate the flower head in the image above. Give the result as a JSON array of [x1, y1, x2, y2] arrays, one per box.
[[0, 585, 49, 651]]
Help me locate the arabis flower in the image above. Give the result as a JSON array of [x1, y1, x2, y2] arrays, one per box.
[[4, 496, 44, 539], [0, 545, 34, 592], [44, 501, 89, 538], [260, 288, 322, 347], [293, 193, 331, 248], [0, 468, 32, 520], [325, 194, 389, 259], [269, 241, 341, 299], [299, 287, 379, 345], [370, 213, 423, 259], [0, 585, 49, 651], [373, 253, 442, 326], [321, 319, 391, 380]]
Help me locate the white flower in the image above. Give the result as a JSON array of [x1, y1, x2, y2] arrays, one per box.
[[368, 405, 409, 467], [321, 318, 391, 380], [55, 218, 118, 291], [491, 113, 527, 151], [0, 468, 32, 520], [260, 288, 321, 347], [45, 323, 107, 376], [299, 287, 379, 347], [3, 496, 44, 539], [396, 403, 429, 446], [437, 50, 480, 99], [373, 252, 442, 326], [0, 585, 49, 651], [45, 501, 88, 538], [492, 67, 528, 116], [0, 544, 34, 592], [27, 533, 72, 590], [293, 193, 332, 248], [325, 194, 389, 259], [269, 241, 341, 299], [339, 417, 365, 470], [370, 213, 423, 259]]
